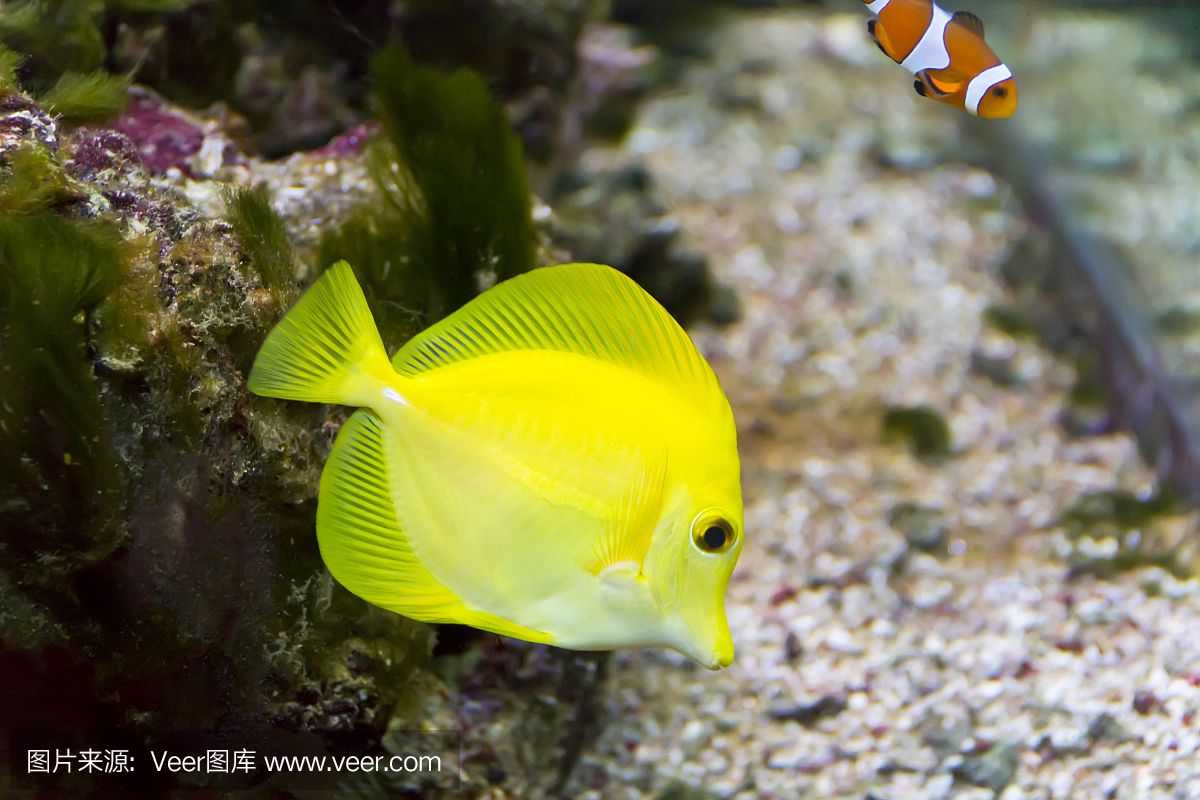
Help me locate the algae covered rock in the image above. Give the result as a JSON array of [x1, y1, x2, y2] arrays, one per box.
[[0, 80, 397, 744]]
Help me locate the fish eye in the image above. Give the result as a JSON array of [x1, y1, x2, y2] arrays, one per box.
[[993, 86, 1008, 98], [691, 514, 736, 555]]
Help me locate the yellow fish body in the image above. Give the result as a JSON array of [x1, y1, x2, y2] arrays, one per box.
[[248, 262, 743, 668]]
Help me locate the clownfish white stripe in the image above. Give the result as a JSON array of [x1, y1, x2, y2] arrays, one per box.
[[964, 63, 1013, 115], [899, 3, 954, 74], [865, 0, 891, 12]]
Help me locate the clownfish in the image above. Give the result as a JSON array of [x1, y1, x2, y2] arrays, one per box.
[[861, 0, 1017, 118]]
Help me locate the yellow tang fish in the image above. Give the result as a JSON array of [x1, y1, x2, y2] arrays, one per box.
[[248, 262, 743, 669], [862, 0, 1018, 118]]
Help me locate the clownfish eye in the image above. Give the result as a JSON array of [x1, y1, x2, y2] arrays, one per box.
[[691, 514, 736, 554], [993, 86, 1008, 98]]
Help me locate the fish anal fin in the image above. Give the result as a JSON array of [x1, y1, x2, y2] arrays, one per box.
[[318, 409, 554, 644], [589, 448, 666, 576], [951, 10, 985, 38]]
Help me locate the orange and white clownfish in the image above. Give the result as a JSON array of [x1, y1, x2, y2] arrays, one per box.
[[861, 0, 1017, 118]]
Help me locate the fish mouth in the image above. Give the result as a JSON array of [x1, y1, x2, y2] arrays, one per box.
[[671, 599, 735, 669], [697, 648, 733, 670], [709, 634, 734, 670], [682, 629, 734, 670]]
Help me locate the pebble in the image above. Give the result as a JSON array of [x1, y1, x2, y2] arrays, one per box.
[[954, 742, 1020, 793]]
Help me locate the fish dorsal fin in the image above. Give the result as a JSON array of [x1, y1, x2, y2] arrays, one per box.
[[952, 10, 985, 38], [317, 409, 553, 643], [391, 263, 721, 407]]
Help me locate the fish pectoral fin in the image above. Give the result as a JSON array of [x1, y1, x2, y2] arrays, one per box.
[[589, 447, 667, 576], [915, 68, 962, 97], [868, 18, 901, 63], [598, 561, 644, 588], [318, 409, 553, 644], [927, 67, 967, 94], [951, 10, 985, 39]]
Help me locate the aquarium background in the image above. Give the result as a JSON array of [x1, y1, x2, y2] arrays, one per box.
[[1, 0, 1198, 797]]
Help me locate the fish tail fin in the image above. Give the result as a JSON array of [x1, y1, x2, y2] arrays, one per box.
[[247, 260, 394, 407]]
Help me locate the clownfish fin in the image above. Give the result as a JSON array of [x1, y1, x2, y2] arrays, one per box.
[[920, 67, 968, 95], [913, 70, 947, 98], [951, 11, 985, 38], [867, 17, 901, 63]]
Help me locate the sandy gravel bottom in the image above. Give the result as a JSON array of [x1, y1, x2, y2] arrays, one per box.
[[570, 9, 1200, 800]]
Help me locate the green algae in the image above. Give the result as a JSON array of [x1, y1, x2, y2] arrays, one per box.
[[0, 0, 192, 91], [0, 214, 128, 573], [39, 69, 130, 122], [1063, 489, 1179, 533], [90, 253, 159, 373], [882, 405, 952, 460], [226, 183, 298, 297], [0, 0, 107, 89], [655, 779, 724, 800], [0, 0, 212, 121], [266, 573, 436, 732], [0, 571, 70, 650], [1060, 489, 1193, 579], [319, 44, 535, 347], [982, 303, 1039, 340], [0, 44, 23, 94], [317, 207, 420, 354], [0, 143, 84, 215]]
